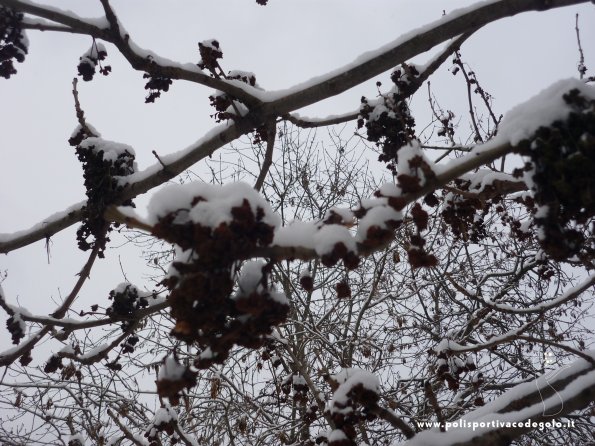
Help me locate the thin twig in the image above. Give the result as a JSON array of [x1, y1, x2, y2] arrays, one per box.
[[254, 121, 276, 191], [51, 239, 103, 319], [575, 13, 587, 79]]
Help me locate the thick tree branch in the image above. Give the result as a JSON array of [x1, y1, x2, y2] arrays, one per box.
[[259, 0, 589, 116], [0, 0, 263, 106], [282, 30, 475, 129]]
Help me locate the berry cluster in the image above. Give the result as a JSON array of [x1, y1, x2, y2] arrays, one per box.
[[70, 137, 136, 257], [280, 374, 309, 403], [60, 361, 82, 381], [198, 39, 223, 75], [434, 350, 476, 391], [144, 407, 179, 446], [6, 312, 24, 344], [106, 284, 149, 330], [514, 88, 595, 264], [121, 334, 139, 354], [155, 358, 198, 405], [143, 72, 172, 103], [442, 179, 488, 243], [326, 373, 380, 446], [152, 198, 288, 369], [358, 65, 418, 173], [406, 203, 437, 268], [44, 354, 63, 374], [208, 70, 257, 123], [0, 6, 27, 79], [77, 40, 111, 81]]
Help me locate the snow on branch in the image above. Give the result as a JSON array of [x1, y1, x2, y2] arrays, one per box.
[[403, 356, 595, 445]]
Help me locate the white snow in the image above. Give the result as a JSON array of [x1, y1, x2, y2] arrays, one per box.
[[313, 224, 356, 256], [147, 181, 280, 228], [0, 201, 86, 243], [158, 357, 186, 381], [463, 170, 518, 193], [494, 78, 595, 146], [67, 433, 86, 445], [356, 206, 402, 242], [79, 137, 136, 164], [273, 221, 318, 249], [153, 406, 177, 424], [79, 343, 108, 360], [329, 368, 380, 413], [402, 354, 595, 445], [329, 429, 349, 441], [236, 260, 266, 294]]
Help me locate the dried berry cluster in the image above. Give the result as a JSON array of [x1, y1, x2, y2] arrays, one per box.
[[106, 284, 149, 330], [326, 384, 378, 446], [0, 6, 27, 79], [280, 374, 309, 403], [153, 198, 288, 369], [77, 40, 111, 81], [121, 334, 139, 354], [260, 340, 282, 368], [144, 407, 179, 446], [6, 312, 24, 344], [143, 72, 172, 103], [60, 361, 82, 381], [514, 89, 595, 264], [44, 354, 63, 374], [406, 203, 437, 268], [155, 359, 198, 405], [197, 39, 267, 141], [358, 65, 418, 173], [70, 136, 136, 257], [208, 71, 257, 123], [198, 39, 223, 75], [68, 437, 83, 446], [390, 63, 420, 98], [434, 351, 476, 391], [442, 180, 489, 243]]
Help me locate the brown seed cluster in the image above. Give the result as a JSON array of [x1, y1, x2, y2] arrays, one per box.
[[326, 379, 379, 446], [106, 284, 149, 330], [434, 350, 476, 391], [153, 197, 288, 369], [77, 40, 111, 82], [358, 64, 418, 173], [0, 6, 27, 79], [70, 135, 136, 257], [514, 88, 595, 265]]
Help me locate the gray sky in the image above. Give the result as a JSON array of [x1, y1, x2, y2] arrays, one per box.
[[0, 0, 593, 327]]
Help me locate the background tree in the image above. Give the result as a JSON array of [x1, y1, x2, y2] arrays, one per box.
[[0, 1, 594, 445]]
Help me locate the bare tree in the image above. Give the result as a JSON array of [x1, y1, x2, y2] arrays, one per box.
[[1, 1, 594, 445]]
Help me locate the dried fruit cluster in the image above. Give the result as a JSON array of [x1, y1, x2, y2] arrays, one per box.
[[5, 312, 24, 344], [434, 349, 476, 391], [325, 371, 380, 446], [77, 40, 111, 81], [406, 202, 437, 268], [0, 6, 27, 79], [152, 197, 288, 369], [442, 179, 490, 243], [143, 70, 172, 103], [155, 358, 198, 405], [106, 284, 149, 330], [358, 64, 418, 173], [144, 406, 179, 446], [515, 88, 595, 264], [70, 136, 136, 257]]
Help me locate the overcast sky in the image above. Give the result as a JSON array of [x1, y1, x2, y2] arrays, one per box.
[[0, 0, 593, 336]]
